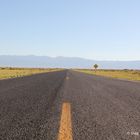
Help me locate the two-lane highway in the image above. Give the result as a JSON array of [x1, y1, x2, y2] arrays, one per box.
[[0, 70, 140, 140]]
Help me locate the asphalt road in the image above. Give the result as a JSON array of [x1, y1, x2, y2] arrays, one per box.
[[0, 70, 140, 140]]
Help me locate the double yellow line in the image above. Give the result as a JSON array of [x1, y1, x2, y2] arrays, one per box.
[[58, 102, 73, 140]]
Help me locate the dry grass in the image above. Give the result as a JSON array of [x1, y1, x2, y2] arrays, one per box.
[[0, 67, 62, 80], [76, 69, 140, 81]]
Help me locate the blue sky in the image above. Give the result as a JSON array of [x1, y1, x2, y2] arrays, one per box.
[[0, 0, 140, 60]]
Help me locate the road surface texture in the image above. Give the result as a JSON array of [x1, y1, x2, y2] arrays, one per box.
[[0, 70, 140, 140]]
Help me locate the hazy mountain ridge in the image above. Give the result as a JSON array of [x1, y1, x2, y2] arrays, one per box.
[[0, 55, 140, 69]]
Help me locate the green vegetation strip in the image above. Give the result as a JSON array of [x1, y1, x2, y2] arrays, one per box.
[[76, 69, 140, 81], [0, 67, 62, 80]]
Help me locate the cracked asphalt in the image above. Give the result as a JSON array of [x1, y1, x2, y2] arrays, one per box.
[[0, 70, 140, 140]]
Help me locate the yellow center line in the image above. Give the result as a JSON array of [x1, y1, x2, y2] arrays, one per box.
[[58, 102, 73, 140], [66, 77, 70, 80]]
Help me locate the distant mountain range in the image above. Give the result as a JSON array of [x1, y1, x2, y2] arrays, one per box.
[[0, 55, 140, 69]]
